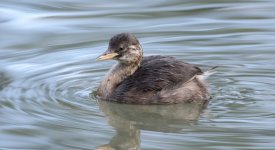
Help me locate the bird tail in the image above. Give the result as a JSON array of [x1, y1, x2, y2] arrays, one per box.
[[181, 66, 218, 86], [197, 66, 218, 81]]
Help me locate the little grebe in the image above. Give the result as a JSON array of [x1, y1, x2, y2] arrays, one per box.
[[97, 33, 216, 104]]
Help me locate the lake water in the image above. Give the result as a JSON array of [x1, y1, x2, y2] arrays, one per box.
[[1, 0, 275, 149]]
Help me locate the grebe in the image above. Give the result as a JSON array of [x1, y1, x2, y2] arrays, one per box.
[[96, 33, 216, 104]]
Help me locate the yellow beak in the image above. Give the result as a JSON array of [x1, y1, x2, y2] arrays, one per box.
[[97, 52, 119, 61]]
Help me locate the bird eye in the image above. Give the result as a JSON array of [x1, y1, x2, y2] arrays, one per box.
[[119, 47, 123, 50]]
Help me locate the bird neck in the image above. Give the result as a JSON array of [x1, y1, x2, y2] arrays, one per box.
[[97, 62, 140, 98]]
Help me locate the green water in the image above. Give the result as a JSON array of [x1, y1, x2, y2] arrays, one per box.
[[0, 0, 275, 149]]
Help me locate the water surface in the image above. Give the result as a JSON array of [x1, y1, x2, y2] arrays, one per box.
[[0, 0, 275, 149]]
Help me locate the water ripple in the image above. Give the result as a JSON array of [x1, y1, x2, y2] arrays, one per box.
[[1, 0, 275, 149]]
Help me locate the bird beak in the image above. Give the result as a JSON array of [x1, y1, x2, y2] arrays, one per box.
[[97, 50, 119, 61]]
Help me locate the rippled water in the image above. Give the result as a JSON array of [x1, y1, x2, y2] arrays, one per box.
[[1, 0, 275, 149]]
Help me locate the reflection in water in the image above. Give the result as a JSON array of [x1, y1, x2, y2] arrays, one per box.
[[1, 0, 275, 149], [97, 100, 206, 149], [0, 72, 12, 91]]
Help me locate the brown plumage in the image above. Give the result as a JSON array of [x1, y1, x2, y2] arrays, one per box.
[[97, 33, 216, 104]]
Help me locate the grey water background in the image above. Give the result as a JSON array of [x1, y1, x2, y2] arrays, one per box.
[[0, 0, 275, 149]]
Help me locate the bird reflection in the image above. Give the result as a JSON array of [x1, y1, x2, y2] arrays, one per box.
[[96, 100, 207, 150], [0, 72, 12, 91]]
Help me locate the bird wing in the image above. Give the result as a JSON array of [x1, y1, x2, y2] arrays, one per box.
[[114, 55, 202, 93]]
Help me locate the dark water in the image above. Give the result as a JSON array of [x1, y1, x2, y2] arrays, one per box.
[[1, 0, 275, 149]]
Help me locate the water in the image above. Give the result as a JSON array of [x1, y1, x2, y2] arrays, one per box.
[[0, 0, 275, 149]]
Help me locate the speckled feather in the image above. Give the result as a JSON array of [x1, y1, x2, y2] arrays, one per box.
[[97, 33, 214, 104], [109, 55, 203, 103]]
